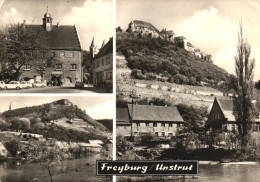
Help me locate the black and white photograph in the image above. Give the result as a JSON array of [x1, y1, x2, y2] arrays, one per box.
[[0, 0, 113, 93], [116, 0, 260, 181], [0, 95, 113, 182]]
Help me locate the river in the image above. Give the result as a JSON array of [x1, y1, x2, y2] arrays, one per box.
[[185, 163, 260, 182], [0, 153, 103, 182]]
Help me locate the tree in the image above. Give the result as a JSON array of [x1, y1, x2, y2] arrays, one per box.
[[4, 140, 19, 157], [233, 21, 256, 151]]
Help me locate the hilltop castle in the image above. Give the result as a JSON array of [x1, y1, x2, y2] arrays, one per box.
[[126, 20, 212, 61]]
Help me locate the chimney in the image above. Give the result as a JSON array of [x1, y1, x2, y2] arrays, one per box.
[[57, 22, 60, 27]]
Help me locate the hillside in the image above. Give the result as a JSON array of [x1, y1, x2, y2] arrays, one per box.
[[2, 99, 107, 131], [1, 99, 111, 141], [116, 32, 231, 87]]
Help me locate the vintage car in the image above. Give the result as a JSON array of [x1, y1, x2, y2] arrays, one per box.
[[5, 81, 22, 90], [20, 81, 33, 89], [33, 82, 46, 88]]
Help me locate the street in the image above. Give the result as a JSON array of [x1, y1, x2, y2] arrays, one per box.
[[0, 86, 108, 93]]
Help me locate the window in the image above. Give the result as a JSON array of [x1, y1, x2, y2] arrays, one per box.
[[67, 52, 74, 58], [177, 123, 181, 127], [162, 132, 165, 137], [153, 122, 157, 127], [155, 132, 158, 136], [169, 123, 173, 127], [232, 124, 236, 132], [55, 64, 62, 71], [124, 126, 127, 129], [146, 123, 149, 127], [106, 57, 110, 65], [102, 59, 104, 66], [161, 123, 165, 127], [168, 133, 173, 137], [60, 52, 65, 58], [24, 64, 31, 71], [70, 64, 77, 71], [136, 122, 140, 127]]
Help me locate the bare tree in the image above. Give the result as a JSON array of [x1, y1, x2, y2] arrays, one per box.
[[233, 20, 255, 151]]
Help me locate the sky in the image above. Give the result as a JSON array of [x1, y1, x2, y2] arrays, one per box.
[[0, 0, 113, 50], [0, 95, 113, 119], [117, 0, 260, 81]]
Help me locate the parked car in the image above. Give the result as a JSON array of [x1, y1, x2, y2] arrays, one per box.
[[33, 82, 46, 88], [75, 82, 84, 88], [0, 81, 7, 90], [5, 81, 22, 90], [20, 81, 33, 89]]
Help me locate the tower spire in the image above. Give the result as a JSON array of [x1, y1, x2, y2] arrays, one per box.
[[47, 5, 48, 13]]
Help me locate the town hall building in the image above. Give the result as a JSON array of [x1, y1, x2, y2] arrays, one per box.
[[19, 9, 83, 85]]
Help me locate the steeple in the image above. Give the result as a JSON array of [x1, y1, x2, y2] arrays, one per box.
[[42, 6, 53, 31], [101, 39, 105, 48], [90, 37, 96, 58]]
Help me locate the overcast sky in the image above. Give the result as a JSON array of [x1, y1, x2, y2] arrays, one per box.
[[117, 0, 260, 81], [0, 0, 113, 50], [0, 95, 113, 119]]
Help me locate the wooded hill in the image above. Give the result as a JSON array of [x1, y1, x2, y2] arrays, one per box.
[[117, 32, 231, 88], [2, 99, 108, 132]]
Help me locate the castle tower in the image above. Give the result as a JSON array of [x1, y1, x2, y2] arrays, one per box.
[[42, 6, 53, 31], [90, 37, 97, 58], [128, 21, 135, 32]]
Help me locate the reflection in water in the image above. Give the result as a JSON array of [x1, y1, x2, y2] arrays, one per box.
[[0, 153, 102, 182]]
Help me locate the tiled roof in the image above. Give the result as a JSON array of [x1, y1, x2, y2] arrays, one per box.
[[116, 108, 130, 124], [93, 38, 113, 60], [127, 104, 184, 122], [133, 20, 160, 33], [24, 25, 81, 51], [217, 99, 260, 122]]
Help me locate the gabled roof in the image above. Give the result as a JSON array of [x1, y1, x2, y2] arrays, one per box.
[[215, 98, 260, 122], [133, 20, 160, 33], [93, 37, 113, 60], [127, 104, 184, 122], [23, 25, 81, 51], [116, 108, 130, 124]]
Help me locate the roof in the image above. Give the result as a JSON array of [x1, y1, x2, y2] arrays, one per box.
[[216, 99, 260, 122], [93, 38, 113, 60], [174, 36, 186, 40], [127, 104, 184, 122], [23, 25, 81, 51], [187, 42, 194, 48], [160, 29, 174, 36], [133, 20, 160, 33], [116, 108, 130, 124]]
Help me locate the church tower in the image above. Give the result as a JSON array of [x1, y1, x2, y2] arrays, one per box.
[[90, 37, 97, 58], [42, 6, 53, 31]]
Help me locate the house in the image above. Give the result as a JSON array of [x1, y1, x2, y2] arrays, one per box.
[[116, 104, 184, 137], [127, 20, 161, 38], [160, 28, 175, 41], [18, 8, 83, 85], [207, 98, 260, 132], [78, 140, 103, 152], [91, 38, 113, 89], [187, 42, 195, 52], [116, 108, 132, 136], [174, 36, 187, 49], [0, 142, 8, 157]]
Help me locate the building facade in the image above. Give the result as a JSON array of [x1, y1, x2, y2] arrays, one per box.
[[92, 38, 113, 89], [19, 10, 82, 85], [116, 104, 184, 137]]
